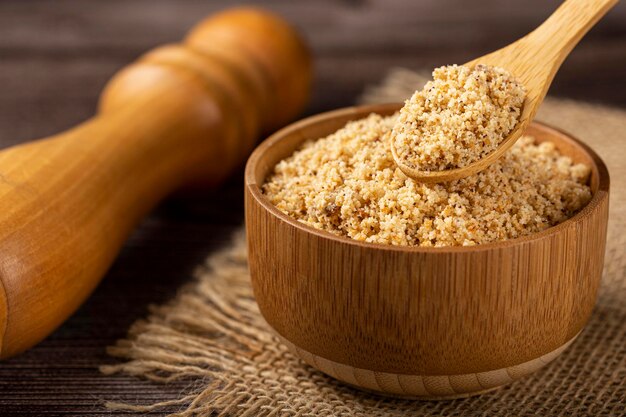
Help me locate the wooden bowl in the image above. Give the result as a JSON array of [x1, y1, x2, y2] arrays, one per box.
[[244, 103, 610, 399]]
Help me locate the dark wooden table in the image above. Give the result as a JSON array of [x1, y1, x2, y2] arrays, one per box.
[[0, 0, 624, 415]]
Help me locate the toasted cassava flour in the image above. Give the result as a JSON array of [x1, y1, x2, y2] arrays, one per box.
[[263, 113, 592, 246], [392, 64, 526, 170]]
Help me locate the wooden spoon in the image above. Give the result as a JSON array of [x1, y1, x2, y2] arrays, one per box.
[[391, 0, 618, 183], [0, 7, 312, 359]]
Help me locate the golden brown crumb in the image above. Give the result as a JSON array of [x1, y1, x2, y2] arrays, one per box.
[[392, 64, 526, 170], [263, 113, 591, 247]]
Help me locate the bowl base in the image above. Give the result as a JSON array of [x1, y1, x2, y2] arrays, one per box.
[[342, 382, 502, 400], [277, 332, 579, 400]]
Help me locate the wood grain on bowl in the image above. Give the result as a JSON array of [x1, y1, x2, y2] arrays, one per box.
[[244, 104, 610, 399]]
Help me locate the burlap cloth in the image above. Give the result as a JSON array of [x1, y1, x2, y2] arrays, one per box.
[[101, 69, 626, 416]]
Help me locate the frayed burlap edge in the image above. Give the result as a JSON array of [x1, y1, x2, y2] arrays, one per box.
[[101, 69, 626, 416]]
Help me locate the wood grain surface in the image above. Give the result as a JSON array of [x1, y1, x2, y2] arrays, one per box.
[[0, 0, 624, 415]]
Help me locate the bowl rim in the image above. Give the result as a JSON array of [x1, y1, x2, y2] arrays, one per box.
[[245, 103, 610, 253]]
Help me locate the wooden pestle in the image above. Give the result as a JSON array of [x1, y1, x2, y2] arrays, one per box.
[[0, 7, 312, 359]]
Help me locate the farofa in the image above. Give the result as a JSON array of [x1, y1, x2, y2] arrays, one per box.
[[392, 64, 526, 170], [263, 113, 592, 247]]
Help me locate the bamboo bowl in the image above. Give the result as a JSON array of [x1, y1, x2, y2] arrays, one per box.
[[244, 103, 610, 399]]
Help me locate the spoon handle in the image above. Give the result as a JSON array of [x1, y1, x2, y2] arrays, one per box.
[[526, 0, 618, 65]]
